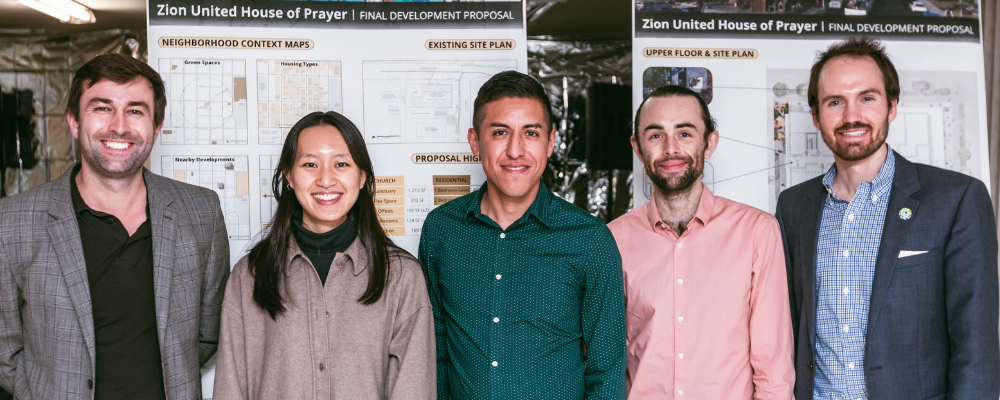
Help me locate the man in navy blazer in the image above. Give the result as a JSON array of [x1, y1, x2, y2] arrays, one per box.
[[776, 36, 999, 400]]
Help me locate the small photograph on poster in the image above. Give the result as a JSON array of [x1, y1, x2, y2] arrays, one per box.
[[774, 101, 787, 141], [636, 0, 979, 18], [642, 66, 713, 103]]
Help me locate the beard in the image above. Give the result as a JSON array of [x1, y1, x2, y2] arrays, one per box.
[[822, 119, 889, 162], [80, 133, 151, 179], [646, 153, 704, 193]]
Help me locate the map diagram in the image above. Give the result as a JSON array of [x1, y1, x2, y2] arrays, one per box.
[[767, 69, 980, 211], [161, 155, 251, 240], [259, 155, 281, 234], [158, 59, 248, 145], [256, 60, 343, 145], [362, 60, 517, 143]]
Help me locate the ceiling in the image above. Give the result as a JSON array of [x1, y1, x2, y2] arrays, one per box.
[[0, 0, 629, 39], [0, 0, 146, 35]]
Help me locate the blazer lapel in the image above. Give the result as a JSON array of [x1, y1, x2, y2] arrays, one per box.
[[801, 180, 827, 351], [45, 170, 97, 366], [866, 152, 920, 343], [145, 170, 177, 343]]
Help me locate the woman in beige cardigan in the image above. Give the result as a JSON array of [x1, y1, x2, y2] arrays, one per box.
[[213, 111, 435, 399]]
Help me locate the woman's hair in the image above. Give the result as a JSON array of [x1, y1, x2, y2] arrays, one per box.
[[248, 111, 405, 319]]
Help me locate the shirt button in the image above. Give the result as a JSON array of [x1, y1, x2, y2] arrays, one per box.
[[843, 325, 850, 332], [873, 195, 879, 202], [848, 213, 854, 221], [493, 317, 499, 323], [677, 279, 683, 284], [678, 353, 684, 358], [491, 361, 498, 367], [677, 316, 683, 322], [499, 233, 506, 239], [843, 287, 850, 295], [318, 363, 325, 371], [843, 250, 849, 257], [325, 311, 330, 318], [87, 379, 93, 389], [106, 218, 114, 225], [495, 274, 502, 280], [677, 242, 683, 248], [336, 261, 344, 268], [848, 362, 855, 369], [678, 389, 684, 395]]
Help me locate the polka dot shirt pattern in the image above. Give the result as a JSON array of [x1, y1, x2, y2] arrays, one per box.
[[419, 183, 627, 400]]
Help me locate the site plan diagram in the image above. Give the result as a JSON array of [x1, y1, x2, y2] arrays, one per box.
[[362, 60, 517, 143]]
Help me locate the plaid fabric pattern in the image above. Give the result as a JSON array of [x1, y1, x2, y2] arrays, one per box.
[[0, 167, 230, 400], [813, 147, 896, 400]]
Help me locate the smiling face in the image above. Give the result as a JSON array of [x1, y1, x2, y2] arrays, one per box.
[[813, 55, 897, 162], [67, 78, 160, 180], [468, 97, 555, 203], [285, 124, 365, 233], [633, 95, 718, 194]]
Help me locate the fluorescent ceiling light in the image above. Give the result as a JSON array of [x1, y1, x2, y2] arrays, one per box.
[[17, 0, 96, 24], [40, 0, 93, 22]]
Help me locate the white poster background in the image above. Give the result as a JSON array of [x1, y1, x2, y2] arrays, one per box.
[[147, 2, 527, 395], [632, 18, 989, 213]]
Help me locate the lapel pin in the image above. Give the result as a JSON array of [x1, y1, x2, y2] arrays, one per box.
[[899, 208, 912, 220]]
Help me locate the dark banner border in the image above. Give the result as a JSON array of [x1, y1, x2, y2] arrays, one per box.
[[635, 12, 980, 43], [149, 0, 524, 30]]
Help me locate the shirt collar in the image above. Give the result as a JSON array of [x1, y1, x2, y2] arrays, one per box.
[[70, 163, 150, 218], [645, 184, 716, 231], [465, 180, 554, 229], [287, 235, 368, 276], [821, 144, 896, 203], [69, 164, 95, 216]]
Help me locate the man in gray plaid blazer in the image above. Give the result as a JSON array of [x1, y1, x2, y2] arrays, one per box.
[[0, 54, 229, 399]]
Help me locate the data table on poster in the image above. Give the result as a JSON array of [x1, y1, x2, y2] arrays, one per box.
[[374, 175, 478, 237]]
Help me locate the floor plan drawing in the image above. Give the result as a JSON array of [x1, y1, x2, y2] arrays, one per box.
[[767, 69, 980, 211]]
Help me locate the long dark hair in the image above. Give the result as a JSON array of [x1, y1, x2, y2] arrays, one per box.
[[248, 111, 407, 319]]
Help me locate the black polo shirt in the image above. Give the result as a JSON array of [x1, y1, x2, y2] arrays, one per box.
[[71, 167, 166, 400]]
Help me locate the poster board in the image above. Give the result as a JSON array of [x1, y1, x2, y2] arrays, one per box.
[[632, 1, 989, 212], [146, 0, 526, 394]]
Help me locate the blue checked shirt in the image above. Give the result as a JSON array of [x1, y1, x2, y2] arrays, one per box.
[[813, 147, 896, 400]]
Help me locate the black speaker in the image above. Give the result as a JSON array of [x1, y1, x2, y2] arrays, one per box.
[[586, 83, 633, 170]]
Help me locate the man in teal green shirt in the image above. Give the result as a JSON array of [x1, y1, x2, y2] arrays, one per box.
[[419, 71, 626, 400]]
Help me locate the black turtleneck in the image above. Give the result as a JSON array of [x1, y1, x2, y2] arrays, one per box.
[[291, 210, 358, 286]]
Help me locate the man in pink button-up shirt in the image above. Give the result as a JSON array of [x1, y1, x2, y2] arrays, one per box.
[[608, 85, 794, 399]]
